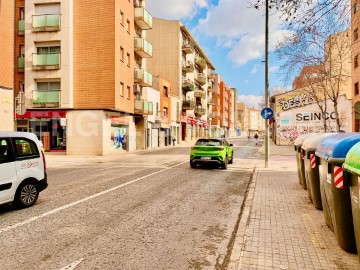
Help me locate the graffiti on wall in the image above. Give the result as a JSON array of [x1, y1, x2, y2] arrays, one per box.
[[277, 92, 316, 112]]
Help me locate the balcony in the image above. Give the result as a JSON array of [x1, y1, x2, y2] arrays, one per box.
[[32, 14, 61, 32], [195, 56, 207, 70], [134, 37, 152, 58], [208, 98, 215, 105], [134, 68, 153, 87], [135, 7, 153, 30], [182, 100, 195, 110], [32, 90, 61, 108], [135, 99, 153, 115], [182, 43, 194, 54], [194, 90, 205, 99], [194, 107, 206, 116], [208, 85, 214, 92], [182, 61, 194, 73], [18, 20, 25, 35], [195, 73, 206, 85], [18, 57, 25, 72], [182, 79, 195, 92], [208, 113, 214, 118], [32, 53, 61, 70], [155, 111, 162, 123]]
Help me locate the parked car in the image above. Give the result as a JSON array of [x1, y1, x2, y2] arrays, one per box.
[[189, 138, 234, 169], [0, 132, 47, 208]]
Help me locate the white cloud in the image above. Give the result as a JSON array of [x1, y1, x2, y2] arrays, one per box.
[[147, 0, 209, 20], [269, 66, 280, 73], [250, 66, 258, 74], [238, 95, 264, 109], [244, 80, 249, 84], [197, 0, 293, 65]]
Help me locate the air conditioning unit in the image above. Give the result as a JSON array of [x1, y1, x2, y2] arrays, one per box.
[[133, 84, 141, 94]]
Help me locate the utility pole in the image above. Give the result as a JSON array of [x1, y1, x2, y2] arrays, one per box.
[[265, 0, 270, 168]]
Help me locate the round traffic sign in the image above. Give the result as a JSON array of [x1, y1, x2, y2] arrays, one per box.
[[261, 107, 274, 120]]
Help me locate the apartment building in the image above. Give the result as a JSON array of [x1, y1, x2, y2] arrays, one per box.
[[146, 18, 215, 142], [219, 80, 230, 137], [352, 0, 360, 131], [12, 0, 153, 155], [248, 108, 263, 137], [228, 88, 237, 137], [0, 0, 15, 131], [236, 102, 248, 136], [209, 74, 221, 137]]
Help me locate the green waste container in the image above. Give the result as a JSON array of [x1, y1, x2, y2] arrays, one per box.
[[315, 133, 360, 253], [301, 133, 333, 208], [294, 133, 314, 189], [344, 141, 360, 261]]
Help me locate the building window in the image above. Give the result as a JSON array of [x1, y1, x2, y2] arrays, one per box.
[[355, 82, 359, 96], [120, 82, 124, 96], [120, 10, 124, 25], [355, 28, 359, 41], [127, 86, 131, 99], [355, 54, 359, 68], [37, 46, 60, 54], [355, 2, 359, 14], [163, 107, 168, 118], [126, 20, 130, 33], [126, 53, 130, 67], [163, 86, 168, 97], [120, 47, 124, 62]]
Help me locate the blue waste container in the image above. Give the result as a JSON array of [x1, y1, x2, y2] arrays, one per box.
[[294, 133, 315, 189], [315, 133, 360, 253], [301, 133, 333, 209]]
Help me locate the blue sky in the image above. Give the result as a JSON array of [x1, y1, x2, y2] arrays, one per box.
[[147, 0, 291, 109]]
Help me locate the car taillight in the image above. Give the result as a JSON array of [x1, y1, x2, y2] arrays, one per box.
[[41, 150, 46, 172]]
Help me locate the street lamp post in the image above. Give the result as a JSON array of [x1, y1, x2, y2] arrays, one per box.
[[265, 0, 270, 168]]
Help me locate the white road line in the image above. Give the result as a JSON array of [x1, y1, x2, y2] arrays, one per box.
[[0, 161, 188, 234], [59, 258, 84, 270]]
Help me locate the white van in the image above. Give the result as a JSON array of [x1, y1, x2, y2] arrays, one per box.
[[0, 132, 47, 208]]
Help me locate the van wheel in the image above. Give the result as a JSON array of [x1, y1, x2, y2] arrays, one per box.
[[14, 180, 39, 208]]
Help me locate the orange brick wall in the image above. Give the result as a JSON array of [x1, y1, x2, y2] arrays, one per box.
[[14, 0, 25, 97], [352, 0, 360, 131], [0, 0, 15, 88], [73, 0, 116, 109], [220, 81, 229, 127]]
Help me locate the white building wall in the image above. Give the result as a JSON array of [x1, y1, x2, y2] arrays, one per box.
[[0, 88, 14, 131]]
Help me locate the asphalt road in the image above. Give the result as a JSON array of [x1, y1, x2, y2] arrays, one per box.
[[0, 138, 261, 270]]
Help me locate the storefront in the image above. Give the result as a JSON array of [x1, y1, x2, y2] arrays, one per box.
[[16, 110, 67, 152], [111, 116, 129, 151]]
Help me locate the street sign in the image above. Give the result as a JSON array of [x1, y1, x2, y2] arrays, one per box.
[[261, 107, 273, 120]]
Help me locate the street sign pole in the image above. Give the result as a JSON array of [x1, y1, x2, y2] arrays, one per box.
[[265, 0, 270, 168]]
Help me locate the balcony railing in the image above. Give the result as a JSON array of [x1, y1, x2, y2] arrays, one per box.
[[195, 56, 207, 70], [182, 61, 194, 73], [182, 100, 195, 110], [32, 14, 61, 32], [135, 99, 153, 115], [182, 79, 195, 92], [18, 20, 25, 35], [134, 68, 153, 87], [32, 53, 61, 70], [135, 7, 153, 30], [134, 37, 152, 58], [194, 90, 205, 99], [194, 107, 206, 116], [208, 98, 215, 105], [32, 90, 61, 108], [18, 57, 25, 72], [195, 73, 206, 85], [208, 85, 214, 92], [182, 43, 194, 54]]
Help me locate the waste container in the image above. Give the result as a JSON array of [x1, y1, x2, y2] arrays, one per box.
[[344, 141, 360, 260], [301, 133, 333, 209], [294, 133, 315, 189], [315, 133, 360, 252]]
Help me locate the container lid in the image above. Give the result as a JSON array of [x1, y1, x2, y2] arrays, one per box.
[[344, 142, 360, 176], [315, 133, 360, 162], [301, 133, 334, 152], [294, 133, 316, 147]]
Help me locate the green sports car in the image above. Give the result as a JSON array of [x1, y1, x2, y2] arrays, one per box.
[[190, 138, 234, 169]]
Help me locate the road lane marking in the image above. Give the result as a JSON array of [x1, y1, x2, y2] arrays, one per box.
[[0, 161, 188, 234], [59, 258, 84, 270]]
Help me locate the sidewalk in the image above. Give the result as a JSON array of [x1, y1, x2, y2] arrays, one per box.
[[229, 141, 360, 270]]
